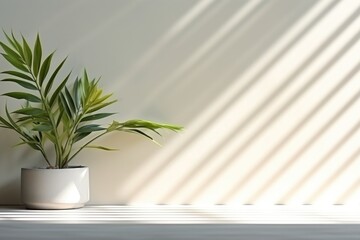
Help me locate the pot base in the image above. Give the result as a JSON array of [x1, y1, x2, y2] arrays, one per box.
[[24, 202, 85, 210]]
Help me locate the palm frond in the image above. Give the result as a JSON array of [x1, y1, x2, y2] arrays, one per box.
[[0, 32, 182, 168]]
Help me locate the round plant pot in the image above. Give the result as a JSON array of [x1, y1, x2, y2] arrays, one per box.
[[21, 166, 89, 210]]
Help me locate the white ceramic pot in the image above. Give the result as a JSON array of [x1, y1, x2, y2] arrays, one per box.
[[21, 166, 89, 210]]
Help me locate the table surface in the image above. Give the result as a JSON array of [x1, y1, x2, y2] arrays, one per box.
[[1, 205, 360, 240]]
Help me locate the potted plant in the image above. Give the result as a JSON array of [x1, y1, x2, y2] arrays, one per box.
[[0, 32, 182, 209]]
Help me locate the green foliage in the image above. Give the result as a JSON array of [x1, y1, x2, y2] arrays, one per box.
[[0, 32, 182, 169]]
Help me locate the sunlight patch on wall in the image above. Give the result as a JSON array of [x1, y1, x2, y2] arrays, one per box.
[[119, 0, 360, 205]]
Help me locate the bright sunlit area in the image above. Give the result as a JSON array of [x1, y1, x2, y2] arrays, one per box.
[[1, 0, 360, 239]]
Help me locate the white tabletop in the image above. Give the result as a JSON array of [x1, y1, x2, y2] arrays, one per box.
[[1, 205, 360, 239]]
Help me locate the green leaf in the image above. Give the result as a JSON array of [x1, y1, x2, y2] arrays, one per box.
[[76, 124, 105, 133], [8, 32, 25, 59], [50, 71, 71, 106], [12, 33, 25, 58], [89, 88, 102, 103], [39, 52, 53, 86], [21, 134, 39, 149], [16, 115, 33, 124], [81, 113, 114, 122], [22, 35, 32, 68], [5, 105, 20, 131], [129, 129, 154, 140], [83, 70, 90, 96], [73, 78, 81, 109], [43, 132, 57, 143], [28, 143, 40, 150], [2, 31, 24, 59], [3, 92, 41, 102], [45, 57, 67, 96], [0, 115, 13, 129], [106, 120, 121, 132], [85, 145, 117, 151], [14, 137, 39, 150], [91, 93, 113, 106], [1, 70, 33, 81], [13, 107, 47, 116], [64, 86, 76, 114], [74, 132, 91, 142], [2, 31, 18, 52], [56, 108, 63, 127], [0, 41, 22, 61], [1, 53, 28, 72], [59, 92, 72, 119], [87, 99, 117, 113], [1, 78, 37, 90], [32, 123, 52, 132], [122, 129, 159, 144], [121, 119, 183, 132], [33, 34, 42, 77]]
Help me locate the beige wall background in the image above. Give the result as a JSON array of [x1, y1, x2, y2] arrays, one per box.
[[1, 0, 360, 205]]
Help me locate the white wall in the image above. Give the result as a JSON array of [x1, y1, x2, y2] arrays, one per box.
[[1, 0, 360, 205]]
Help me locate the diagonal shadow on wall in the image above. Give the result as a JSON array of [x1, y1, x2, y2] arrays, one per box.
[[214, 18, 360, 204], [281, 114, 360, 204], [174, 1, 357, 204], [307, 144, 360, 204], [125, 0, 320, 202], [123, 0, 275, 201], [246, 62, 360, 204], [155, 0, 339, 203]]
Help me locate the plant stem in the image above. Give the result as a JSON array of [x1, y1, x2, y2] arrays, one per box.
[[38, 147, 53, 168], [62, 113, 83, 162], [28, 68, 62, 168], [66, 130, 108, 165]]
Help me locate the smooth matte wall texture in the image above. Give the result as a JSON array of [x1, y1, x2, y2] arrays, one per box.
[[0, 0, 360, 205]]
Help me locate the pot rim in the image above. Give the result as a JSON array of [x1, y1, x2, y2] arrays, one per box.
[[21, 166, 88, 171]]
